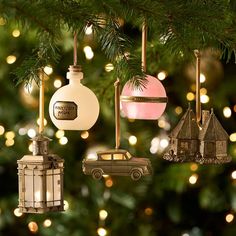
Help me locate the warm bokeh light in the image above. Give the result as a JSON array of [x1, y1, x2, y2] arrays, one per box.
[[230, 133, 236, 142], [12, 29, 20, 37], [28, 143, 33, 152], [157, 71, 167, 81], [189, 174, 198, 184], [14, 208, 23, 217], [231, 170, 236, 180], [28, 221, 38, 233], [160, 138, 169, 148], [144, 207, 153, 216], [200, 88, 207, 95], [225, 213, 234, 223], [186, 92, 195, 101], [37, 118, 47, 126], [99, 209, 108, 220], [200, 94, 209, 104], [0, 17, 6, 25], [54, 79, 62, 88], [105, 63, 114, 72], [81, 131, 89, 139], [27, 128, 36, 138], [85, 25, 93, 35], [175, 106, 183, 115], [59, 136, 68, 145], [55, 130, 65, 139], [83, 46, 94, 60], [5, 131, 15, 139], [97, 227, 107, 236], [64, 200, 69, 211], [18, 128, 27, 135], [129, 135, 137, 145], [6, 55, 16, 64], [43, 219, 52, 227], [105, 178, 113, 188], [223, 107, 232, 118], [0, 125, 5, 135], [190, 163, 198, 171], [200, 73, 206, 83], [5, 139, 14, 147], [44, 65, 53, 75]]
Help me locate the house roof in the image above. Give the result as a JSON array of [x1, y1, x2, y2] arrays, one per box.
[[170, 107, 199, 139], [199, 109, 229, 141]]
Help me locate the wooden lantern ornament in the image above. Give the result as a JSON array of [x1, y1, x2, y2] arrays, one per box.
[[17, 72, 64, 213]]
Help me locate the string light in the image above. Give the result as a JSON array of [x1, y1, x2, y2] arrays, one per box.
[[230, 133, 236, 142], [64, 200, 69, 211], [28, 143, 33, 152], [54, 79, 62, 88], [12, 29, 20, 37], [85, 25, 93, 35], [28, 221, 38, 233], [6, 55, 16, 64], [0, 125, 4, 135], [189, 174, 198, 184], [27, 128, 36, 138], [160, 138, 169, 149], [44, 65, 53, 75], [97, 227, 107, 236], [18, 128, 27, 135], [223, 107, 232, 118], [5, 139, 14, 147], [157, 71, 167, 81], [55, 130, 65, 139], [105, 63, 114, 72], [59, 136, 68, 145], [231, 171, 236, 180], [43, 219, 52, 227], [200, 88, 207, 95], [225, 213, 234, 223], [158, 118, 166, 128], [81, 131, 89, 139], [5, 131, 15, 139], [105, 178, 113, 188], [83, 46, 94, 60], [186, 92, 195, 101], [99, 209, 108, 220], [200, 94, 209, 104], [0, 17, 6, 25], [129, 135, 137, 145], [14, 208, 23, 217], [37, 118, 47, 126], [144, 207, 153, 216], [190, 164, 198, 171], [200, 73, 206, 83], [175, 106, 183, 115]]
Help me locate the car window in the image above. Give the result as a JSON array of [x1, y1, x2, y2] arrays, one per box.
[[126, 152, 132, 159], [100, 154, 112, 160], [113, 153, 125, 160]]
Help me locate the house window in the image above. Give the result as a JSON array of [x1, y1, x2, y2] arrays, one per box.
[[216, 141, 225, 154], [180, 141, 189, 150]]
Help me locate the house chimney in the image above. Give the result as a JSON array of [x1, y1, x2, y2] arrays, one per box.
[[202, 110, 210, 126]]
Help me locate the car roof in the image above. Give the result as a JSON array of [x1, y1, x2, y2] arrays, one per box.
[[97, 149, 129, 155]]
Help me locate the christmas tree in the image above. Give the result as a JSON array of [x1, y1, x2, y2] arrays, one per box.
[[0, 1, 236, 235]]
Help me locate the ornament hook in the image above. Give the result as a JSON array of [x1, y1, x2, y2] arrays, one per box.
[[39, 69, 45, 134], [74, 32, 78, 66], [114, 79, 120, 149]]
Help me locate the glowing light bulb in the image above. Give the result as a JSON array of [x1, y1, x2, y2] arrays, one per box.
[[6, 55, 16, 64], [97, 227, 107, 236], [85, 25, 93, 35], [157, 71, 167, 81], [129, 135, 137, 145], [105, 63, 114, 72], [81, 131, 89, 139], [223, 107, 232, 118], [160, 138, 169, 148], [28, 221, 38, 233], [37, 118, 47, 126], [44, 65, 53, 75], [99, 209, 108, 220], [144, 207, 153, 216], [59, 136, 68, 145], [230, 133, 236, 142], [12, 29, 20, 37], [14, 208, 23, 217], [54, 79, 62, 88], [186, 92, 195, 101], [189, 174, 198, 184], [5, 139, 14, 147], [225, 213, 234, 223], [200, 94, 209, 104], [83, 46, 94, 60], [43, 219, 52, 227], [0, 125, 5, 135], [55, 130, 64, 138], [200, 73, 206, 83], [64, 200, 69, 211], [49, 68, 99, 130], [27, 128, 36, 138], [5, 131, 15, 139], [175, 106, 183, 115], [231, 170, 236, 179]]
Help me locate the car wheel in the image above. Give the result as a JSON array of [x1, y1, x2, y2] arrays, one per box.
[[131, 169, 142, 181], [92, 169, 103, 180]]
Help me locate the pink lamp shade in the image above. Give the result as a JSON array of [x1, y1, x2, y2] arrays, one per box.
[[120, 75, 167, 120]]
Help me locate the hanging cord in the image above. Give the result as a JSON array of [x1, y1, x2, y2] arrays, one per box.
[[141, 20, 147, 73], [73, 32, 78, 66], [39, 69, 45, 134], [114, 79, 120, 149], [194, 50, 201, 126]]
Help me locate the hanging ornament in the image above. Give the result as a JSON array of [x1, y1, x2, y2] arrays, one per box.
[[82, 79, 152, 181], [49, 33, 99, 130], [163, 50, 231, 164], [121, 21, 167, 120], [18, 71, 64, 213]]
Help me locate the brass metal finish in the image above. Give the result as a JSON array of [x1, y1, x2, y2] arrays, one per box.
[[114, 79, 120, 149], [121, 95, 168, 103], [39, 70, 45, 134]]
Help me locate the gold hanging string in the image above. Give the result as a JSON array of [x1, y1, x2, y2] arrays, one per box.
[[114, 79, 120, 149], [74, 32, 78, 66], [142, 20, 147, 73], [194, 50, 201, 126], [39, 69, 45, 134]]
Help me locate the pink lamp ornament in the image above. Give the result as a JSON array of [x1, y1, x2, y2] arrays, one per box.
[[121, 22, 167, 120]]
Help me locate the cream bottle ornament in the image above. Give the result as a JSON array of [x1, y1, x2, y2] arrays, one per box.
[[49, 65, 99, 130]]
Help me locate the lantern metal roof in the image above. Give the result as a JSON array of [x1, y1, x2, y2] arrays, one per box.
[[170, 106, 199, 139], [199, 109, 229, 141]]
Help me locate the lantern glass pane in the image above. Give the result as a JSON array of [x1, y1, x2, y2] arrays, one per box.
[[46, 169, 53, 207], [34, 171, 43, 208], [54, 169, 61, 205], [24, 169, 33, 206]]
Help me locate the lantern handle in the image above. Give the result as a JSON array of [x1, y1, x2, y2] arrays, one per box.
[[114, 79, 120, 149], [39, 69, 45, 134], [142, 19, 147, 73], [194, 49, 201, 127]]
